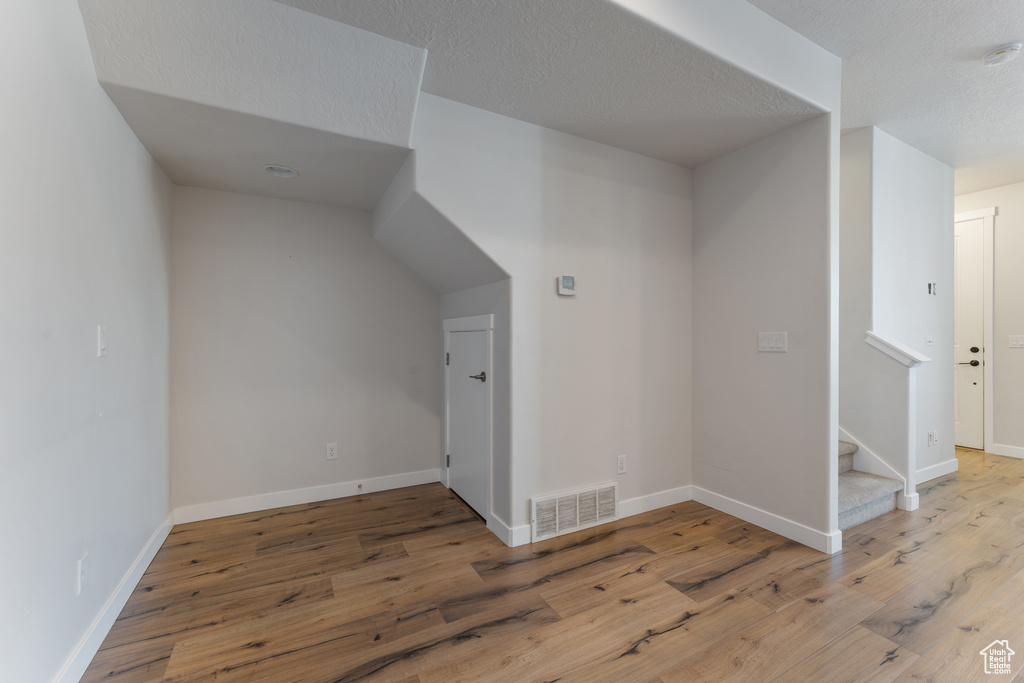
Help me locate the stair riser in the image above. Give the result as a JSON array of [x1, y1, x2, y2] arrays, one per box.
[[839, 493, 897, 531], [839, 453, 853, 473]]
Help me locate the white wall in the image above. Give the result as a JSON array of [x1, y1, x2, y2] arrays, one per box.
[[839, 129, 874, 381], [840, 128, 917, 485], [874, 129, 955, 475], [848, 128, 956, 477], [956, 181, 1024, 451], [413, 94, 693, 529], [692, 115, 833, 535], [440, 280, 512, 525], [170, 187, 441, 512], [0, 2, 172, 680]]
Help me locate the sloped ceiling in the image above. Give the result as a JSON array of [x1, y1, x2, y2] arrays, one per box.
[[79, 0, 827, 213], [78, 0, 426, 211], [278, 0, 824, 169], [748, 0, 1024, 194]]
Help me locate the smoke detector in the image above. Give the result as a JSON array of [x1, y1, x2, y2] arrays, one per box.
[[984, 43, 1022, 66]]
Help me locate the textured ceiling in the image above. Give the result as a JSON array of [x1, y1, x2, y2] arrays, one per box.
[[80, 0, 826, 210], [104, 84, 409, 212], [79, 0, 426, 146], [78, 0, 422, 209], [277, 0, 823, 168], [747, 0, 1024, 194]]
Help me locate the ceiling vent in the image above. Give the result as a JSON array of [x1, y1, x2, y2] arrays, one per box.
[[532, 483, 617, 542]]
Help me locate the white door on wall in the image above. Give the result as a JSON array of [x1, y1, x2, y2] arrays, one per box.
[[954, 217, 985, 449], [444, 316, 492, 519]]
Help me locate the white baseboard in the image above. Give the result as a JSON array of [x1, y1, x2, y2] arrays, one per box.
[[485, 514, 531, 548], [55, 513, 173, 683], [989, 443, 1024, 459], [509, 524, 531, 546], [173, 469, 442, 524], [618, 485, 694, 519], [897, 491, 919, 511], [692, 486, 841, 554], [917, 458, 959, 484]]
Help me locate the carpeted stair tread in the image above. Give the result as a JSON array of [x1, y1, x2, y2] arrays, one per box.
[[838, 471, 903, 513], [838, 471, 903, 530], [839, 440, 858, 473]]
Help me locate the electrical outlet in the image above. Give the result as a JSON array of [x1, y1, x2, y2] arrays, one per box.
[[76, 553, 89, 595], [617, 455, 627, 474], [326, 443, 338, 460]]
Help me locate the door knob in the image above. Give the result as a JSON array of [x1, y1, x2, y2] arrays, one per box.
[[958, 360, 981, 367], [470, 371, 487, 382]]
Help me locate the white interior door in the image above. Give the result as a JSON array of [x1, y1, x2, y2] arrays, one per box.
[[446, 327, 490, 518], [954, 218, 985, 449]]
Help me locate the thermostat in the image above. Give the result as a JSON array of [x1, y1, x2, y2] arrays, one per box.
[[557, 275, 576, 296]]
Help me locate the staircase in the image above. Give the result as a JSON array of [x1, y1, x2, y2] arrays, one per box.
[[838, 440, 903, 530]]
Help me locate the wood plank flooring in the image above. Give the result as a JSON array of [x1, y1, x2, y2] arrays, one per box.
[[83, 448, 1024, 682]]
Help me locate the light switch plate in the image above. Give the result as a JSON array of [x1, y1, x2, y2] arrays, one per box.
[[758, 332, 788, 352], [1010, 335, 1024, 348]]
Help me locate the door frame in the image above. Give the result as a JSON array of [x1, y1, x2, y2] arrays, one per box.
[[954, 207, 1000, 453], [442, 314, 494, 522]]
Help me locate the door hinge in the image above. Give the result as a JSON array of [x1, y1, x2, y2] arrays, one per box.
[[446, 352, 449, 366], [446, 454, 450, 468]]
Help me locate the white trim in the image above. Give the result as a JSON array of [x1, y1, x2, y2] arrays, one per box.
[[839, 427, 907, 486], [897, 491, 920, 512], [954, 209, 997, 452], [173, 469, 442, 524], [486, 513, 531, 547], [618, 485, 694, 519], [55, 513, 173, 683], [486, 515, 512, 546], [983, 214, 996, 452], [906, 371, 919, 497], [865, 331, 930, 367], [510, 524, 532, 547], [839, 426, 917, 511], [443, 314, 494, 333], [954, 206, 997, 222], [692, 486, 841, 554], [988, 443, 1024, 459], [917, 458, 960, 483]]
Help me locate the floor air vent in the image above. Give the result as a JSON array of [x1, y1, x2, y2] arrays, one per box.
[[531, 483, 617, 542]]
